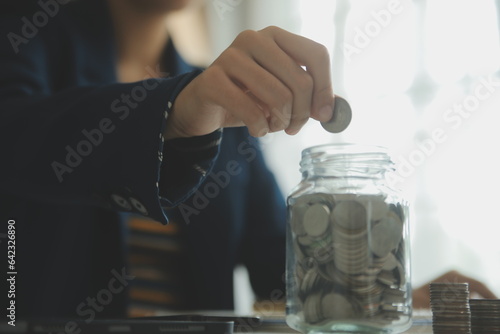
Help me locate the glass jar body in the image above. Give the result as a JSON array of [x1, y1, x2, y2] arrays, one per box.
[[286, 144, 412, 334]]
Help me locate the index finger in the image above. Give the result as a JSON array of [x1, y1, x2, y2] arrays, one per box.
[[260, 26, 335, 122]]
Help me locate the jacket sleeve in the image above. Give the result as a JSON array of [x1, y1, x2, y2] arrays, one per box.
[[0, 15, 221, 225]]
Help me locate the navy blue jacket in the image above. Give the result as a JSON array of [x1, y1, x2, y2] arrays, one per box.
[[0, 0, 286, 319]]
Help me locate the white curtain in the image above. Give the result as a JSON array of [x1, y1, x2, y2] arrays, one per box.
[[193, 0, 500, 306], [307, 0, 500, 296]]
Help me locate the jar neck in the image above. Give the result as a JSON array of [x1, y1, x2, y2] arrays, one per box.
[[300, 144, 393, 180]]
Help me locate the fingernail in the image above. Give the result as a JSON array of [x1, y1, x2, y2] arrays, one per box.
[[318, 105, 333, 122], [258, 127, 269, 137]]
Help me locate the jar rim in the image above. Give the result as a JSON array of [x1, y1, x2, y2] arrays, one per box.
[[302, 143, 389, 155], [301, 143, 390, 157], [300, 143, 394, 173]]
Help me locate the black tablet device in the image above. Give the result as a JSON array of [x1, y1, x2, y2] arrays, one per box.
[[137, 314, 262, 332], [0, 318, 234, 334]]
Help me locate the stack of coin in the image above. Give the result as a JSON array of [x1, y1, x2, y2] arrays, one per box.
[[430, 282, 471, 333], [469, 299, 500, 333], [289, 192, 410, 327]]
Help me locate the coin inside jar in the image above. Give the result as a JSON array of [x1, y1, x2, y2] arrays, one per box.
[[321, 292, 355, 319], [332, 200, 367, 230], [370, 214, 404, 258], [303, 203, 330, 237], [357, 195, 389, 221]]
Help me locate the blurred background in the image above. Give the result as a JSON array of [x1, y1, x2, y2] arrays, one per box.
[[166, 0, 500, 312]]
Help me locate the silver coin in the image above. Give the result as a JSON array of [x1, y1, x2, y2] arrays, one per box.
[[297, 235, 315, 247], [332, 224, 367, 242], [371, 311, 402, 325], [335, 260, 369, 275], [430, 282, 469, 289], [381, 253, 398, 271], [357, 195, 389, 222], [303, 204, 330, 237], [321, 292, 355, 320], [394, 261, 407, 286], [378, 270, 398, 286], [294, 193, 334, 207], [370, 214, 403, 258], [382, 289, 407, 304], [383, 295, 406, 305], [291, 203, 308, 236], [332, 200, 367, 230], [308, 240, 335, 264], [350, 272, 379, 285], [300, 268, 321, 294], [320, 96, 352, 133], [303, 292, 323, 324]]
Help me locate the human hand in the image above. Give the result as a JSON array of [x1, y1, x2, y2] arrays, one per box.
[[412, 270, 497, 309], [165, 26, 335, 139]]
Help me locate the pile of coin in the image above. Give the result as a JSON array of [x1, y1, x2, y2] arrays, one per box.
[[289, 192, 410, 327], [430, 282, 471, 333], [469, 299, 500, 333]]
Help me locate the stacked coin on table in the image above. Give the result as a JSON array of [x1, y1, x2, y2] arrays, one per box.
[[469, 299, 500, 333], [430, 282, 471, 333], [289, 192, 410, 326]]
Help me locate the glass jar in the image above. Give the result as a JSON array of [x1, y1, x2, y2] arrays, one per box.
[[286, 144, 412, 334]]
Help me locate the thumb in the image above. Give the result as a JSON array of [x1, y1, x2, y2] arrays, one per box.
[[311, 89, 335, 123]]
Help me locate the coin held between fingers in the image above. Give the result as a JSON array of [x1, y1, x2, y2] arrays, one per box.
[[321, 96, 352, 133]]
